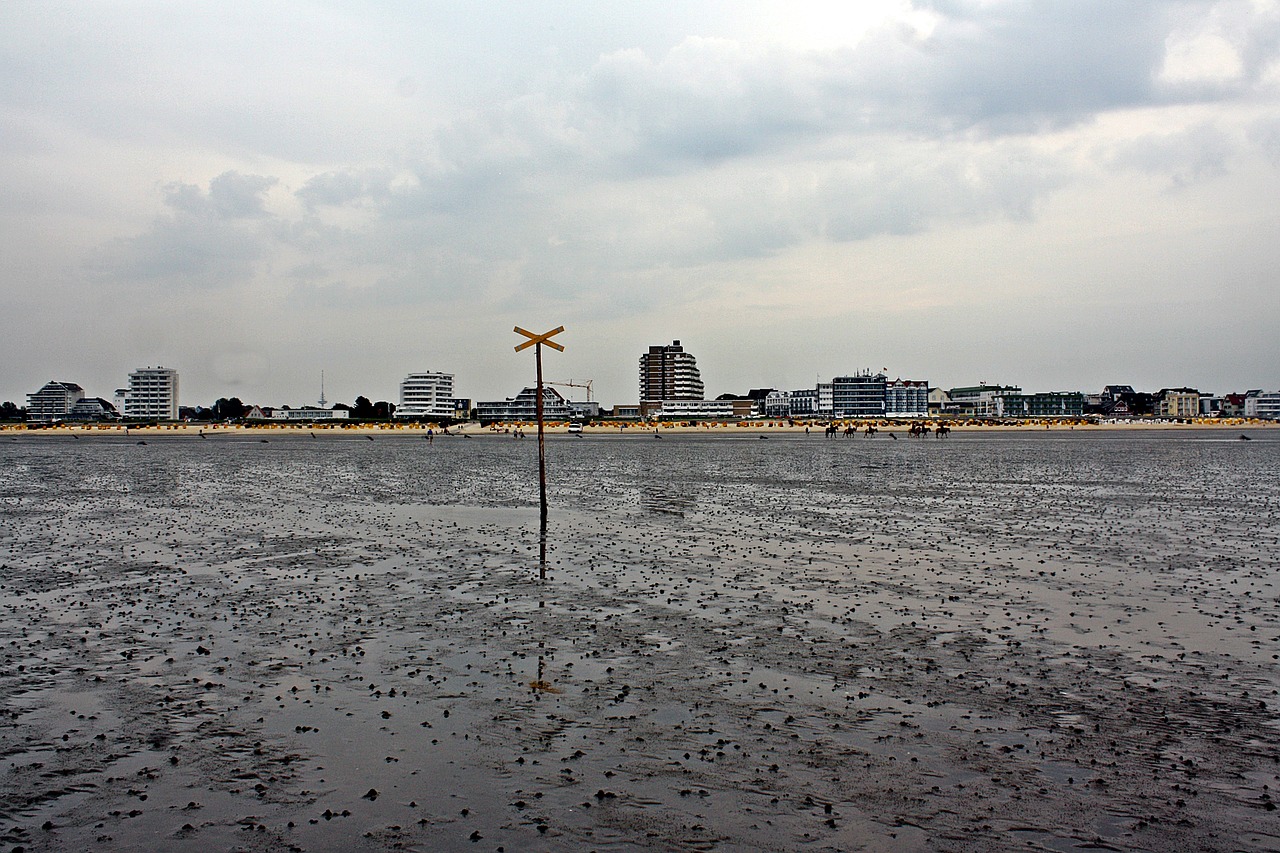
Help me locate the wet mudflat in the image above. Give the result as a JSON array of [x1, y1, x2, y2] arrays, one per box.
[[1, 430, 1278, 852]]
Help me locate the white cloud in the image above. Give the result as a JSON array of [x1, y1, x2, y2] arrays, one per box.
[[2, 0, 1279, 405]]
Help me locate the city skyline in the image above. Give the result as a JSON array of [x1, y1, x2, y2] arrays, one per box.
[[14, 348, 1276, 416], [3, 3, 1279, 407]]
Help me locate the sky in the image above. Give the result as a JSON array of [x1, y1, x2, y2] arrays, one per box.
[[3, 0, 1280, 409]]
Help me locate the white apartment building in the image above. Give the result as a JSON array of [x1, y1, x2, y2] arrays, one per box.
[[789, 388, 820, 417], [1245, 390, 1280, 419], [123, 367, 179, 420], [817, 382, 833, 416], [885, 379, 930, 416], [395, 371, 456, 419], [764, 390, 791, 418], [27, 381, 85, 421]]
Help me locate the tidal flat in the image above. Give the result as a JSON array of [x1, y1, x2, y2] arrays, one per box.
[[1, 431, 1278, 852]]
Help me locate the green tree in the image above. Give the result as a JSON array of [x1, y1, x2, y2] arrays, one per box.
[[213, 397, 246, 420]]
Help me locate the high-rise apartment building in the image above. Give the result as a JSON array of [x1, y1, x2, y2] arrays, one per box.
[[639, 340, 704, 402], [27, 380, 85, 421], [123, 366, 179, 420], [396, 371, 456, 418]]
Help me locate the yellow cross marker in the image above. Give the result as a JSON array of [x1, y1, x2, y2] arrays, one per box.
[[513, 325, 565, 352]]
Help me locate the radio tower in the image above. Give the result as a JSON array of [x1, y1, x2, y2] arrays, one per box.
[[318, 371, 328, 408]]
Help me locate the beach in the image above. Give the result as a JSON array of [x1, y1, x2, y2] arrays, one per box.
[[1, 431, 1278, 851], [2, 416, 1274, 440]]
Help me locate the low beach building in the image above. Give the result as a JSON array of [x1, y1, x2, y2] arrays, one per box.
[[68, 397, 118, 421], [947, 383, 1021, 417], [928, 387, 949, 414], [1199, 396, 1224, 416], [994, 391, 1085, 418], [268, 407, 350, 421], [477, 387, 571, 422], [651, 399, 737, 420]]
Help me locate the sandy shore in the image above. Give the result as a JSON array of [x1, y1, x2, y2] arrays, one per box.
[[3, 417, 1274, 438]]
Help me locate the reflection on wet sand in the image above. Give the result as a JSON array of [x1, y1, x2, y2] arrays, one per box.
[[640, 483, 696, 517], [0, 432, 1278, 851]]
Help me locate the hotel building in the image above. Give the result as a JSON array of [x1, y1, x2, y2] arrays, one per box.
[[639, 341, 704, 403], [27, 381, 85, 421], [123, 366, 179, 420], [396, 371, 456, 419]]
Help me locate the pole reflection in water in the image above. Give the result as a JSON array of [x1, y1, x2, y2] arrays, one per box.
[[531, 499, 561, 695]]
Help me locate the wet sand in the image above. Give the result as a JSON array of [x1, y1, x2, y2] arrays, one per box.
[[1, 431, 1278, 851]]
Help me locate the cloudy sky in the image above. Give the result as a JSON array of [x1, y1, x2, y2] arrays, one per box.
[[4, 0, 1279, 408]]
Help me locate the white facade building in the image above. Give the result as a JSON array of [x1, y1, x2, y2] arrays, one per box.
[[268, 407, 350, 421], [885, 379, 930, 416], [764, 390, 791, 418], [123, 367, 179, 420], [68, 397, 118, 420], [1245, 391, 1280, 419], [817, 382, 833, 416], [118, 366, 179, 420], [476, 387, 572, 422], [654, 399, 736, 419], [396, 371, 456, 419], [27, 381, 85, 421], [788, 388, 820, 417]]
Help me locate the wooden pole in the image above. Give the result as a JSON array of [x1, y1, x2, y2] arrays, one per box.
[[536, 341, 548, 580], [512, 325, 563, 586]]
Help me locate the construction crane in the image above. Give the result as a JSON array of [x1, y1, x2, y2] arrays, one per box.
[[547, 379, 593, 402]]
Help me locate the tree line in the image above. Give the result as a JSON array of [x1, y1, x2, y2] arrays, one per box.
[[183, 396, 396, 420], [0, 396, 398, 422]]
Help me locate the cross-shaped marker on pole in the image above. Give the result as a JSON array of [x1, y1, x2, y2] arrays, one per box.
[[513, 325, 565, 581], [513, 325, 565, 353]]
